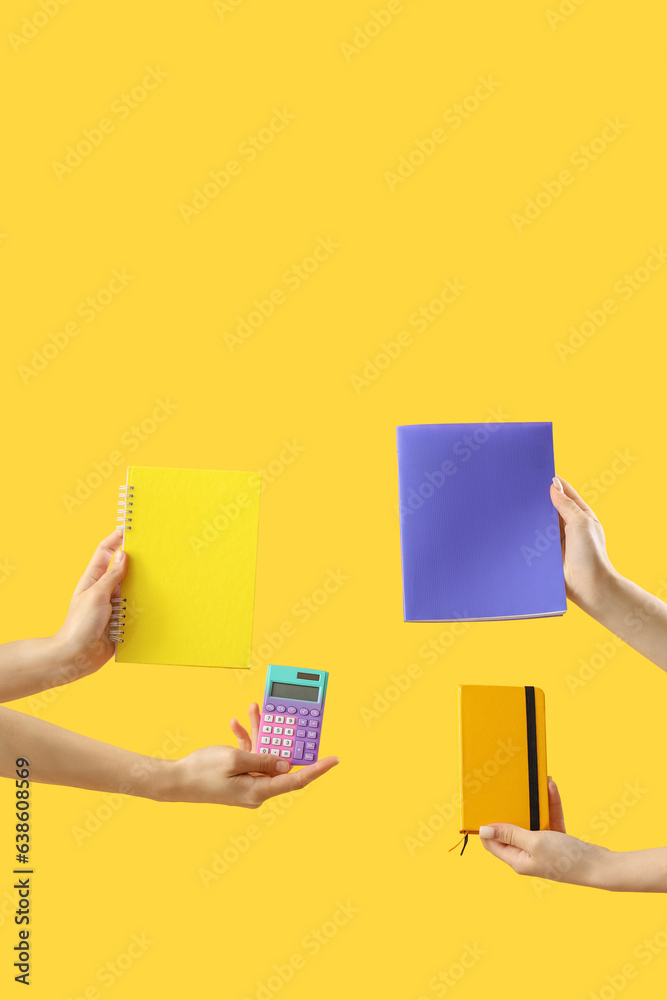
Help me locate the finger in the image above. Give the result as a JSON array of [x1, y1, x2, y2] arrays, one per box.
[[248, 702, 260, 752], [229, 718, 252, 753], [253, 756, 340, 801], [479, 835, 527, 867], [91, 548, 128, 598], [548, 777, 566, 833], [230, 748, 292, 777], [552, 475, 596, 516], [74, 529, 125, 595], [479, 823, 535, 851], [550, 477, 592, 526]]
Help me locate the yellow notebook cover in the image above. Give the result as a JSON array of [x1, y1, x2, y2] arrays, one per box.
[[458, 685, 549, 834], [114, 466, 261, 669]]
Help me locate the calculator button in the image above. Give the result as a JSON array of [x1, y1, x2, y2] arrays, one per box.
[[274, 716, 285, 724], [260, 747, 269, 754], [306, 742, 316, 750], [260, 736, 271, 745], [265, 704, 275, 712], [308, 720, 318, 728], [286, 717, 296, 725], [293, 742, 304, 760], [273, 727, 283, 735], [264, 715, 274, 723], [281, 749, 291, 758], [271, 738, 281, 746], [296, 729, 306, 738], [285, 728, 294, 736], [304, 753, 315, 761], [276, 705, 286, 713], [282, 739, 292, 747], [262, 725, 272, 733], [307, 731, 317, 739], [310, 710, 320, 717], [270, 749, 280, 756], [287, 706, 297, 714], [299, 708, 309, 715]]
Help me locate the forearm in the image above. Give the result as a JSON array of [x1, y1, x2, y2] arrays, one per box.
[[0, 636, 101, 702], [0, 705, 172, 800], [576, 571, 667, 671], [594, 847, 667, 892]]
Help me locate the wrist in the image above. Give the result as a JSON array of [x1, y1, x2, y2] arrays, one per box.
[[146, 758, 183, 803], [571, 565, 625, 619]]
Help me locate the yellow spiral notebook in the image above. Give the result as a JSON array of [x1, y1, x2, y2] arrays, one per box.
[[111, 465, 261, 669], [458, 684, 550, 834]]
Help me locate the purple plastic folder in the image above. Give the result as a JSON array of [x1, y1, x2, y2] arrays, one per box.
[[396, 423, 567, 621]]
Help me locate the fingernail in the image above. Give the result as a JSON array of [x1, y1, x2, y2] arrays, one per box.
[[552, 476, 563, 493], [276, 761, 290, 773], [479, 825, 495, 839], [114, 550, 125, 565], [547, 774, 553, 782]]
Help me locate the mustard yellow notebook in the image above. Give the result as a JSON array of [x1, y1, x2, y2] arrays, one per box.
[[458, 685, 549, 834], [112, 466, 261, 669]]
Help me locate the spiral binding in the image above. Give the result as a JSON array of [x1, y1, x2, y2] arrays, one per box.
[[117, 483, 134, 530], [110, 482, 133, 645], [109, 597, 127, 644]]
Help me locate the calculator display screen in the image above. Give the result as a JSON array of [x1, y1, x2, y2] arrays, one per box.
[[270, 681, 319, 702]]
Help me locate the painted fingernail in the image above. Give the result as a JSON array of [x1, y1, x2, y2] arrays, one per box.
[[552, 476, 563, 493], [479, 825, 495, 839], [276, 761, 290, 773]]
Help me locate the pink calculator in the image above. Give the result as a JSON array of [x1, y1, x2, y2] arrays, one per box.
[[258, 664, 328, 765]]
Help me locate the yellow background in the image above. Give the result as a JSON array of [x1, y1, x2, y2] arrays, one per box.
[[1, 0, 666, 996]]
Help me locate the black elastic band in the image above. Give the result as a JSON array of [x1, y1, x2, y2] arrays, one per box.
[[524, 686, 540, 831], [460, 833, 469, 856]]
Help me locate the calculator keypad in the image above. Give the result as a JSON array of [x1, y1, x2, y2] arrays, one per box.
[[260, 706, 322, 764]]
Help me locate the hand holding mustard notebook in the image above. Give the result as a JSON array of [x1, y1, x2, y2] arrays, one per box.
[[458, 685, 550, 835], [111, 466, 261, 669]]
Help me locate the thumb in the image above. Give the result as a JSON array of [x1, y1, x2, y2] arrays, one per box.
[[479, 824, 534, 851], [550, 477, 585, 526], [232, 749, 291, 776], [94, 549, 128, 596]]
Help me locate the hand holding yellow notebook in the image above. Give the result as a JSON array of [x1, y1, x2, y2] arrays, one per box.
[[458, 685, 550, 836], [111, 466, 261, 669]]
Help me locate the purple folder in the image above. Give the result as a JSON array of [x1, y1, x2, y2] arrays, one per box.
[[396, 423, 567, 621]]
